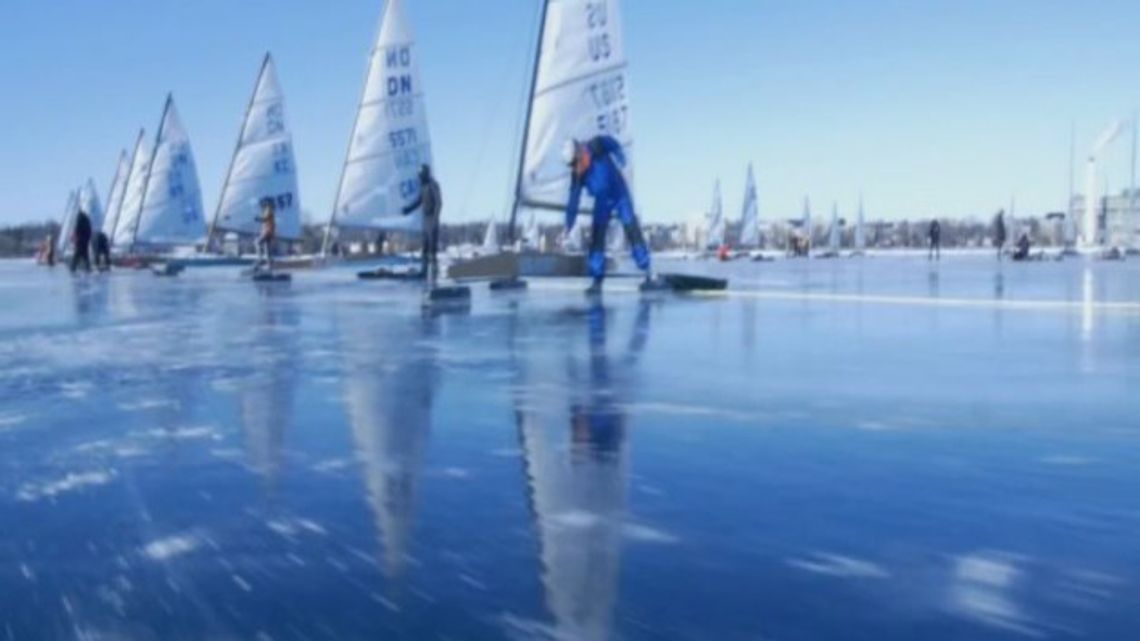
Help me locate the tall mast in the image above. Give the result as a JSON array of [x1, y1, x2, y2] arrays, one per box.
[[1130, 112, 1137, 245], [131, 94, 172, 254], [507, 0, 552, 244], [1067, 120, 1075, 224], [210, 53, 272, 251]]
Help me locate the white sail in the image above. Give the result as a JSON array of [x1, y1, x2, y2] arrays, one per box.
[[213, 54, 302, 241], [606, 217, 625, 253], [1007, 196, 1020, 243], [112, 130, 151, 249], [56, 189, 79, 255], [78, 178, 105, 233], [828, 203, 841, 251], [802, 196, 813, 248], [481, 217, 499, 253], [100, 150, 129, 239], [706, 180, 724, 249], [330, 0, 432, 234], [517, 0, 633, 212], [854, 196, 866, 250], [134, 96, 207, 247], [739, 164, 760, 247], [524, 210, 542, 249]]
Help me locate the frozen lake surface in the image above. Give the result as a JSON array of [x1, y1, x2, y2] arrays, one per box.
[[1, 255, 1139, 640]]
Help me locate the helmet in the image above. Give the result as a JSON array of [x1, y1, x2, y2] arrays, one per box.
[[560, 139, 578, 166]]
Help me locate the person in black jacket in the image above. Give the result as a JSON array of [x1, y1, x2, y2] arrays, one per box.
[[70, 209, 92, 273], [928, 219, 941, 261], [92, 231, 111, 271], [402, 165, 442, 282], [993, 210, 1007, 261]]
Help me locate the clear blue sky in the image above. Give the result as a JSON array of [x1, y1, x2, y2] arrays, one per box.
[[2, 0, 1140, 226]]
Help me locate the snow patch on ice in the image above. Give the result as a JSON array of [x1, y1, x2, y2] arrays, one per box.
[[787, 552, 890, 579], [142, 533, 202, 561], [141, 426, 221, 441], [267, 517, 327, 538], [312, 457, 351, 472], [118, 398, 179, 412], [0, 413, 28, 429], [60, 381, 94, 399], [947, 552, 1041, 637], [16, 469, 117, 502]]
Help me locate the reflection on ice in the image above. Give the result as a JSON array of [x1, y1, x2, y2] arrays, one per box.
[[515, 301, 652, 641], [948, 552, 1039, 636], [341, 308, 439, 582]]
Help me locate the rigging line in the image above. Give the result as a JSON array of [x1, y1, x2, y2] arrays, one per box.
[[456, 2, 536, 224], [502, 0, 547, 231]]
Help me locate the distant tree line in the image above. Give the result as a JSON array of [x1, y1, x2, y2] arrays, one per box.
[[0, 222, 57, 257], [1, 215, 1065, 258]]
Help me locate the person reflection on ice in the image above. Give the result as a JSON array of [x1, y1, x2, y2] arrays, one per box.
[[516, 299, 652, 641]]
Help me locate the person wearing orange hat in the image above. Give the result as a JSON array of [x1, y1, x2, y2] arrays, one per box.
[[563, 136, 653, 295]]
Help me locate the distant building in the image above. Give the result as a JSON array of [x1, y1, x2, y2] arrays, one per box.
[[1069, 189, 1140, 247]]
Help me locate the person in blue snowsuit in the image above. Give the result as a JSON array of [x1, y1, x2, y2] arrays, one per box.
[[563, 136, 653, 294]]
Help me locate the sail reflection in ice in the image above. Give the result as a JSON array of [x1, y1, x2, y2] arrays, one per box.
[[236, 292, 299, 498], [340, 310, 440, 582], [514, 301, 651, 641]]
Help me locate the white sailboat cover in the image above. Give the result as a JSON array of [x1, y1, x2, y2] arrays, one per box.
[[79, 178, 105, 233], [518, 0, 633, 211], [332, 0, 432, 233], [828, 203, 841, 251], [214, 55, 302, 240], [112, 130, 151, 248], [56, 189, 79, 255], [134, 97, 207, 246], [854, 197, 866, 250], [739, 164, 759, 247], [101, 150, 130, 239], [706, 180, 724, 249]]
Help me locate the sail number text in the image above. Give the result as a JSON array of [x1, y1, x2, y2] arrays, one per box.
[[586, 2, 611, 61], [589, 74, 628, 135]]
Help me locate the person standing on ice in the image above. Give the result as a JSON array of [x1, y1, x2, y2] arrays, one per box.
[[70, 209, 92, 273], [993, 210, 1007, 261], [402, 164, 442, 283], [254, 198, 277, 271], [92, 230, 112, 271], [562, 136, 653, 295], [927, 219, 941, 261]]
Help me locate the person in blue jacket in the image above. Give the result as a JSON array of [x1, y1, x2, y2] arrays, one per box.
[[563, 136, 654, 295]]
